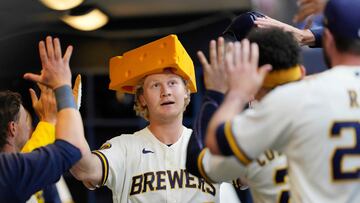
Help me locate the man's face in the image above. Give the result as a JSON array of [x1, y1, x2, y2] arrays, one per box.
[[14, 105, 33, 151], [140, 72, 188, 122]]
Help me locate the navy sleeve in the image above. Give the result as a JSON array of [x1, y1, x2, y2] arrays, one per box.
[[186, 90, 224, 177], [309, 27, 323, 48], [0, 140, 81, 202], [43, 184, 61, 203]]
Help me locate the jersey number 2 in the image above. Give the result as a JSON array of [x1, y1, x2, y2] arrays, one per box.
[[330, 121, 360, 181], [274, 168, 289, 203]]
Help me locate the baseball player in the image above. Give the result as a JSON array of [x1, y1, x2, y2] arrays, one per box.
[[0, 36, 86, 202], [70, 35, 219, 203], [187, 26, 304, 203], [205, 0, 360, 202]]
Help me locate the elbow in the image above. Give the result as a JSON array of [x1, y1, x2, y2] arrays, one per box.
[[70, 167, 86, 181]]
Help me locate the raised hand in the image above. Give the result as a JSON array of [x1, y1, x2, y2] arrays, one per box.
[[224, 39, 271, 101], [197, 37, 228, 93], [24, 36, 73, 89], [29, 83, 57, 124], [293, 0, 327, 23]]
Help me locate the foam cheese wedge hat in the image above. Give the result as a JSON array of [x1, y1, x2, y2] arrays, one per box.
[[109, 34, 197, 94]]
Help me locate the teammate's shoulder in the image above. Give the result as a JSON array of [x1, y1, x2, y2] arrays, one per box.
[[267, 71, 326, 97], [98, 131, 142, 150], [103, 129, 144, 144], [263, 81, 303, 100]]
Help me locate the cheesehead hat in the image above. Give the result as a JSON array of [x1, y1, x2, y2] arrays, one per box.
[[109, 34, 197, 94]]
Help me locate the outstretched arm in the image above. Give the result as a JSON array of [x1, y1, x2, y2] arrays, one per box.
[[186, 38, 227, 177], [254, 16, 317, 47], [24, 37, 103, 187], [0, 36, 88, 202], [24, 36, 87, 155], [195, 37, 228, 144], [206, 40, 271, 156]]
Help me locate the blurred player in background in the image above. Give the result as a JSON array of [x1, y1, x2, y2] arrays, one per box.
[[186, 20, 305, 202], [205, 0, 360, 202], [0, 36, 86, 202]]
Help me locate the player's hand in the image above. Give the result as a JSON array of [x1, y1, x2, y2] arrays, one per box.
[[254, 16, 315, 46], [293, 0, 327, 23], [197, 37, 227, 93], [29, 83, 57, 124], [24, 36, 73, 89], [73, 74, 82, 110], [224, 39, 271, 100]]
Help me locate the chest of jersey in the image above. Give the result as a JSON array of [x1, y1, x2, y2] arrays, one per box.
[[100, 127, 218, 203]]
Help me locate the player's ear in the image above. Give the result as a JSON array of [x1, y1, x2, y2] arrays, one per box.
[[184, 88, 190, 100], [7, 121, 17, 138], [300, 65, 306, 79], [323, 29, 335, 54], [139, 94, 147, 107]]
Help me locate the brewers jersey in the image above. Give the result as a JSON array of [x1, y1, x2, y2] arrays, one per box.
[[200, 149, 289, 203], [187, 90, 290, 203], [216, 67, 360, 202], [94, 126, 219, 203]]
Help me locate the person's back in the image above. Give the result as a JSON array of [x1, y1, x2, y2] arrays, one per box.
[[252, 66, 360, 202]]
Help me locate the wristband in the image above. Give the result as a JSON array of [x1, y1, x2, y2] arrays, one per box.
[[54, 85, 76, 111]]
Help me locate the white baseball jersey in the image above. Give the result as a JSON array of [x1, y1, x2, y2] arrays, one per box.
[[200, 148, 289, 203], [220, 67, 360, 203], [93, 126, 219, 203]]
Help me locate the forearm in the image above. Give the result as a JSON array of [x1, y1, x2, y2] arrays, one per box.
[[54, 85, 99, 188], [56, 109, 89, 156], [201, 148, 247, 182], [284, 26, 315, 46], [299, 29, 316, 46], [70, 153, 103, 188], [206, 91, 248, 154]]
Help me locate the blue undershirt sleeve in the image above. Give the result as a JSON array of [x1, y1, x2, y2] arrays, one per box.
[[0, 140, 81, 202], [186, 90, 224, 178], [309, 27, 323, 48]]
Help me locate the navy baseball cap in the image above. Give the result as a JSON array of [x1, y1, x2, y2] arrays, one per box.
[[222, 11, 266, 41], [324, 0, 360, 39]]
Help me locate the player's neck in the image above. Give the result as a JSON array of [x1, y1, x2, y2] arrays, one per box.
[[331, 52, 360, 67], [148, 119, 184, 145], [1, 143, 17, 153]]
